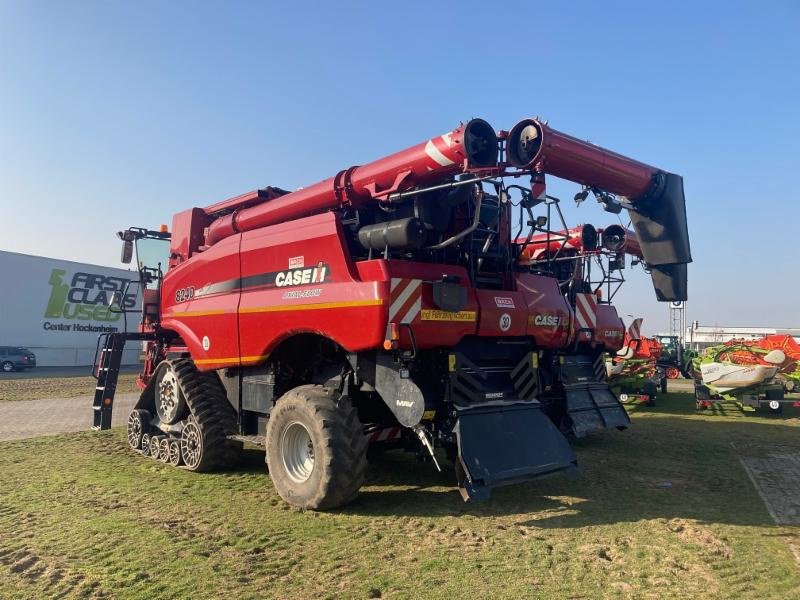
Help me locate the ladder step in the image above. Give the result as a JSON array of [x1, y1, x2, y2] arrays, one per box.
[[227, 434, 265, 447]]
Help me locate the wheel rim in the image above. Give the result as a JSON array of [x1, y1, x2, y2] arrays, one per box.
[[157, 369, 183, 422], [127, 412, 143, 449], [141, 434, 151, 456], [160, 439, 171, 463], [2, 362, 12, 372], [169, 440, 182, 466], [281, 421, 315, 484], [181, 422, 202, 469], [149, 438, 160, 460]]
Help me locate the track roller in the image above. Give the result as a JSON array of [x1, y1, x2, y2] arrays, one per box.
[[149, 435, 164, 460], [127, 409, 151, 450], [159, 438, 171, 463], [168, 439, 182, 467], [141, 433, 151, 456]]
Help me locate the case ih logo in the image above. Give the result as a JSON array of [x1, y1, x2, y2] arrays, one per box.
[[494, 297, 515, 308], [531, 314, 562, 327], [275, 265, 329, 288], [44, 269, 136, 322]]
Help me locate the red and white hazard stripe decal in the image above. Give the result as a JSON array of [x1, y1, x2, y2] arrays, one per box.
[[627, 318, 643, 341], [389, 278, 422, 324], [575, 292, 598, 331], [423, 132, 461, 168], [368, 426, 402, 443]]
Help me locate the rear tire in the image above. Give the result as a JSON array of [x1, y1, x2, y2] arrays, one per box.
[[1, 361, 14, 373], [266, 385, 367, 510]]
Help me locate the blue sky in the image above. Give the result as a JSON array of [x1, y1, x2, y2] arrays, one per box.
[[1, 1, 798, 333]]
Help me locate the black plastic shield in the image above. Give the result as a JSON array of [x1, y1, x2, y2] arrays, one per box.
[[455, 403, 577, 501], [650, 263, 688, 302], [564, 385, 631, 438], [628, 172, 691, 302]]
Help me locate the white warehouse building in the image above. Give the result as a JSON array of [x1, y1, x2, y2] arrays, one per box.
[[0, 250, 142, 367], [685, 323, 800, 352]]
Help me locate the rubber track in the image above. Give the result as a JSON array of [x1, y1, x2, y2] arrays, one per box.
[[170, 358, 240, 471], [294, 385, 368, 509]]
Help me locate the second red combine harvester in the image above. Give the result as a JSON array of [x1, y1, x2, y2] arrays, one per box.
[[93, 115, 691, 509]]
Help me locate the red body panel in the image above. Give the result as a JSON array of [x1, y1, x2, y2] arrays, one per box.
[[361, 260, 479, 350], [475, 290, 528, 337], [516, 273, 573, 349], [161, 234, 242, 368], [169, 208, 207, 265], [594, 304, 625, 352], [237, 213, 384, 361]]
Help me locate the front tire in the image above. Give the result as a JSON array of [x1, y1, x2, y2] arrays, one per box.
[[266, 385, 367, 510], [1, 361, 14, 373]]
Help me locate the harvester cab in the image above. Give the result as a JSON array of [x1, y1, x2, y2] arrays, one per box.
[[91, 114, 691, 509]]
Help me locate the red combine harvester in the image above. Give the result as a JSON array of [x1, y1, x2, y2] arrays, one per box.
[[93, 116, 691, 509]]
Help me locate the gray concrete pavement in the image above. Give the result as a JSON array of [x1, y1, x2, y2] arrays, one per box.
[[667, 378, 694, 392], [0, 365, 140, 380], [0, 393, 139, 442]]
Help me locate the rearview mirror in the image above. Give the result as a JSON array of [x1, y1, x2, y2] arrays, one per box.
[[121, 240, 133, 264]]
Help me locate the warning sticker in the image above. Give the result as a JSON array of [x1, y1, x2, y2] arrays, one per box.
[[420, 309, 477, 322]]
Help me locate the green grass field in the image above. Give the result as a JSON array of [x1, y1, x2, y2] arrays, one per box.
[[1, 393, 799, 599]]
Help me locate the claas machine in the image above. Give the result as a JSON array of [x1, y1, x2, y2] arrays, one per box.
[[92, 115, 691, 509], [693, 335, 799, 413]]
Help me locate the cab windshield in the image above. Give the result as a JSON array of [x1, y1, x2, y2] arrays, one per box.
[[136, 237, 170, 289], [136, 237, 170, 272]]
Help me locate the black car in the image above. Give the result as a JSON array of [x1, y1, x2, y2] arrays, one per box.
[[0, 346, 37, 372]]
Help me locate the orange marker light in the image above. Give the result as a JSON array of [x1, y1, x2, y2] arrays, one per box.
[[159, 224, 169, 233], [383, 323, 400, 350]]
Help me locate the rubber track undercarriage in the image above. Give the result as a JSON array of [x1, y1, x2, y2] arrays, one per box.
[[126, 358, 240, 470]]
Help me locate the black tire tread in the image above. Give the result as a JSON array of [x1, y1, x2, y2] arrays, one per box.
[[267, 384, 368, 510], [169, 358, 240, 472]]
